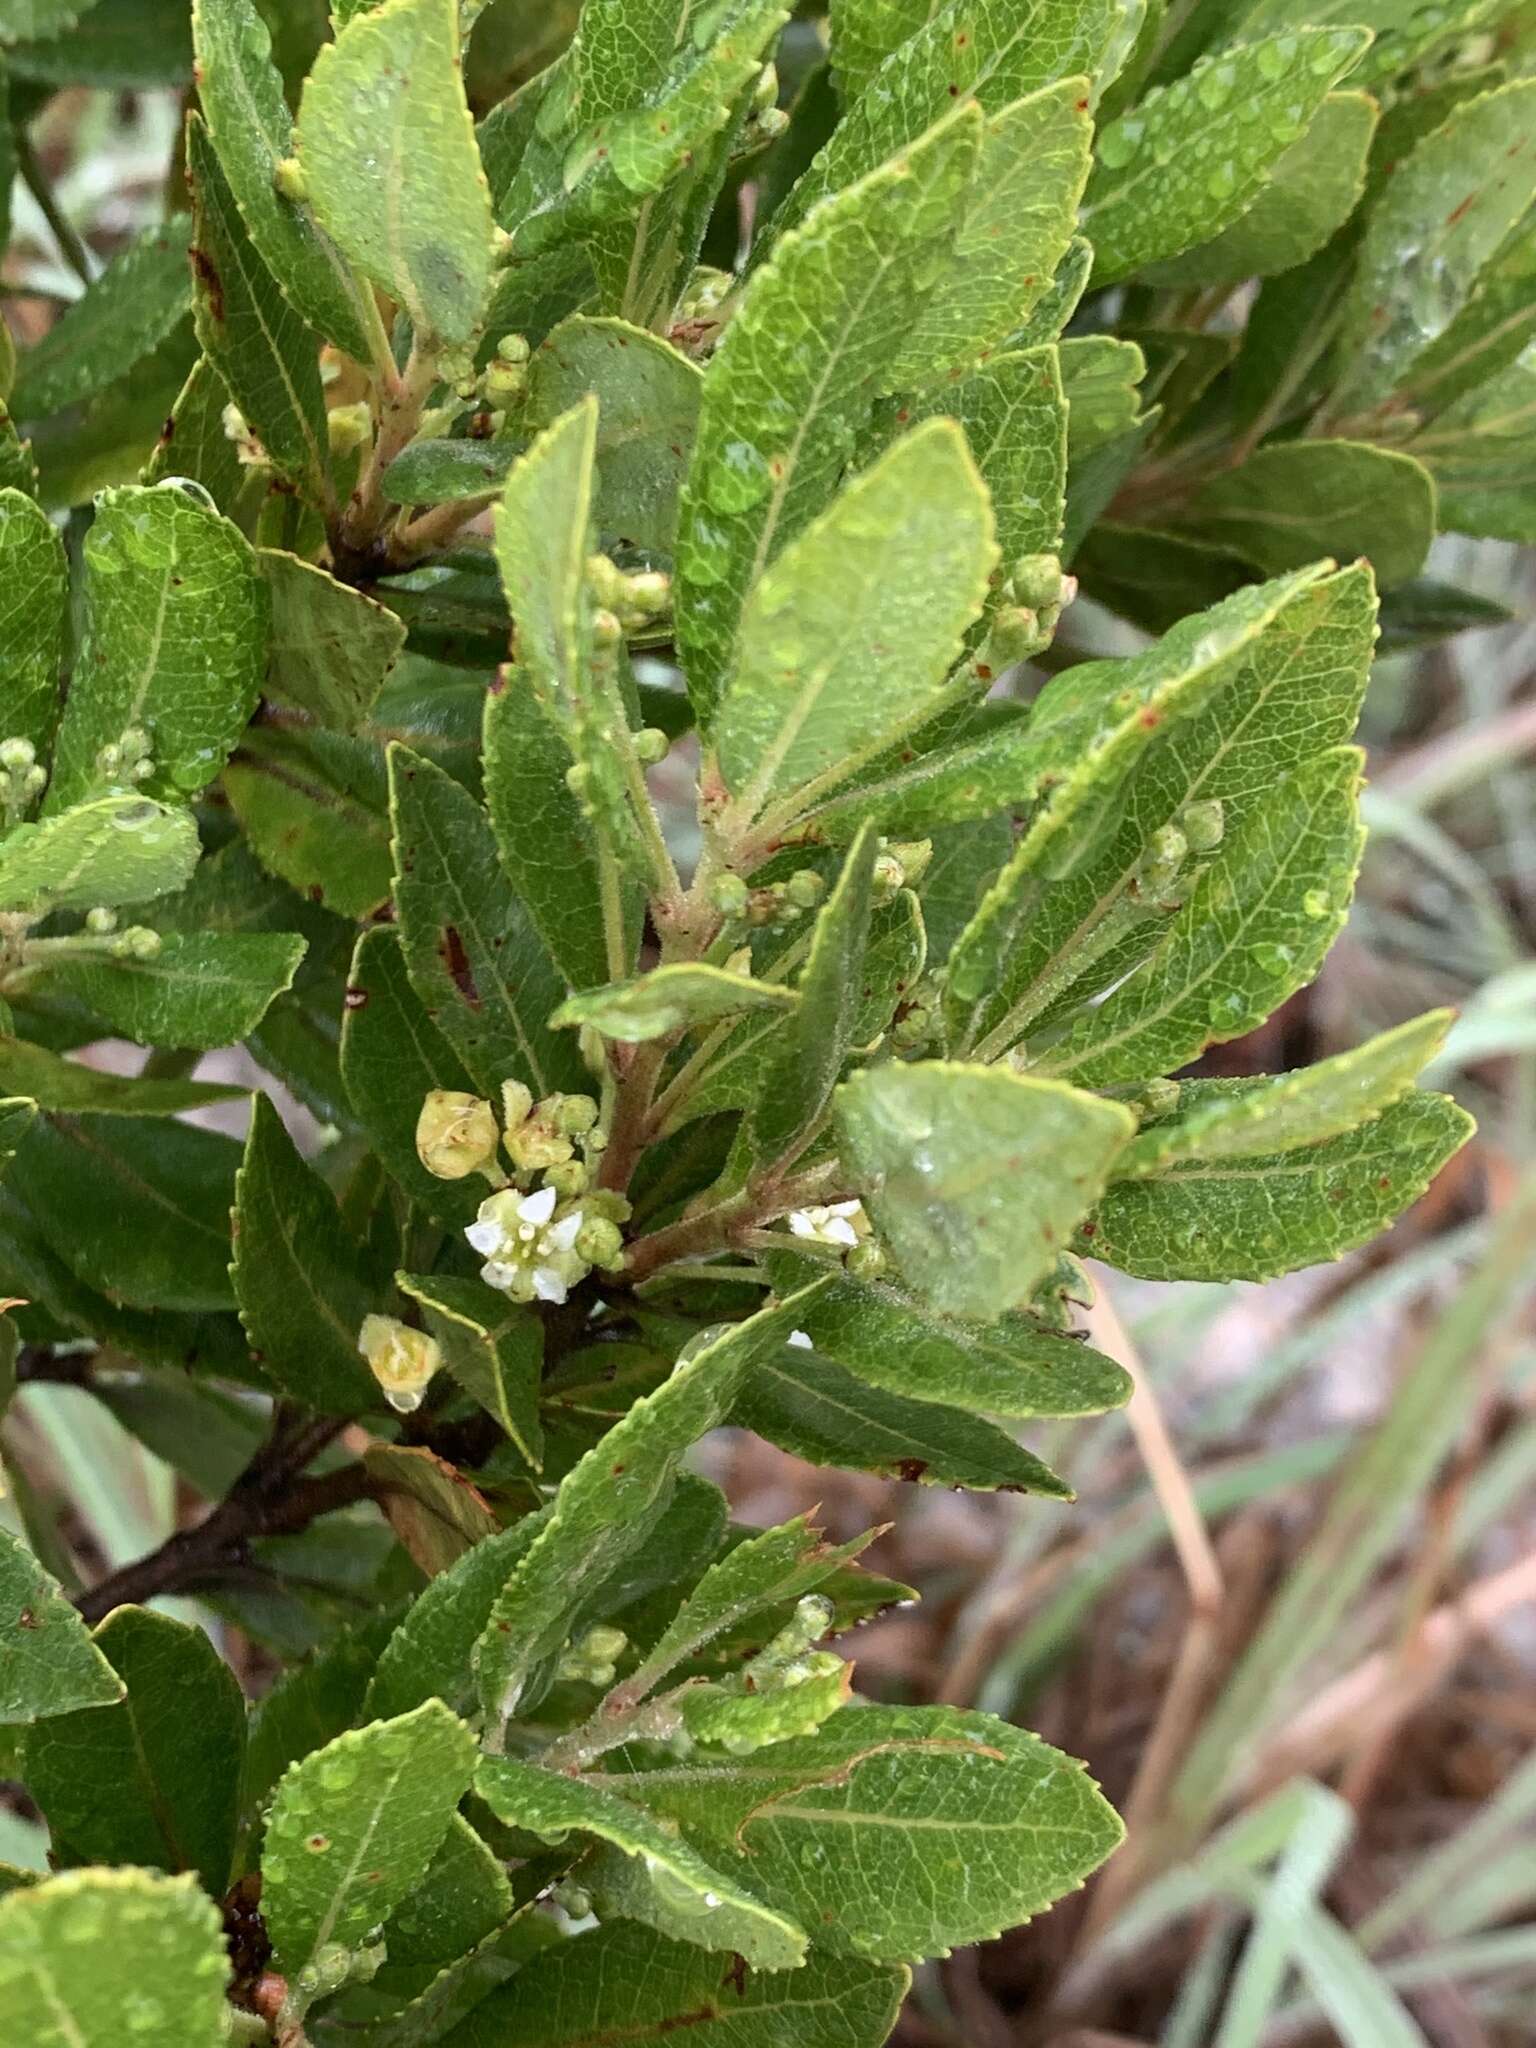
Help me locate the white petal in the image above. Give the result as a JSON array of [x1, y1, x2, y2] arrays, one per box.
[[519, 1183, 558, 1224], [827, 1199, 863, 1219], [480, 1260, 517, 1291], [787, 1329, 813, 1350], [824, 1218, 859, 1247], [787, 1211, 816, 1239], [546, 1211, 584, 1252], [465, 1220, 505, 1256], [532, 1264, 569, 1304]]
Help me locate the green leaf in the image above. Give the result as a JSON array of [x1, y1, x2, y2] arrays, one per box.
[[243, 1612, 400, 1819], [366, 1515, 546, 1722], [441, 1920, 905, 2048], [1084, 29, 1370, 284], [0, 1527, 122, 1726], [261, 1697, 478, 1978], [259, 549, 406, 732], [191, 0, 375, 365], [484, 666, 623, 999], [492, 400, 659, 886], [10, 219, 190, 420], [396, 1271, 544, 1469], [1116, 1010, 1455, 1174], [714, 421, 994, 820], [674, 100, 983, 720], [389, 746, 584, 1100], [1411, 347, 1536, 544], [1144, 91, 1376, 287], [225, 725, 394, 918], [381, 1811, 512, 1966], [835, 1061, 1133, 1319], [1083, 1088, 1475, 1281], [1391, 227, 1536, 422], [339, 926, 484, 1228], [944, 563, 1377, 1060], [621, 1703, 1121, 1961], [23, 929, 305, 1049], [781, 1267, 1133, 1418], [0, 1035, 243, 1117], [1169, 441, 1435, 588], [0, 487, 66, 758], [476, 1757, 808, 1970], [736, 1338, 1075, 1493], [1060, 334, 1146, 457], [0, 1868, 230, 2048], [297, 0, 494, 351], [873, 345, 1067, 609], [185, 112, 331, 506], [20, 1606, 245, 1893], [140, 355, 243, 505], [384, 436, 520, 506], [747, 824, 878, 1170], [555, 963, 799, 1044], [475, 1284, 828, 1727], [887, 81, 1093, 387], [828, 0, 936, 98], [524, 316, 703, 555], [613, 1512, 878, 1709], [790, 0, 1111, 234], [1037, 745, 1366, 1086], [1334, 79, 1536, 416], [0, 796, 199, 914], [16, 1111, 239, 1312], [232, 1092, 382, 1413], [45, 483, 265, 813]]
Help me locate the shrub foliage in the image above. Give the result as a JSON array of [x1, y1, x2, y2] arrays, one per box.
[[0, 0, 1513, 2038]]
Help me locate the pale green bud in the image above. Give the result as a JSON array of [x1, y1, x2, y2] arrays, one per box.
[[544, 1158, 589, 1197], [575, 1214, 626, 1270], [494, 334, 531, 365], [784, 869, 826, 910], [326, 400, 372, 457], [1010, 552, 1065, 612], [85, 907, 117, 935], [709, 872, 750, 917], [550, 1091, 599, 1136], [633, 726, 670, 765], [114, 927, 162, 960], [0, 737, 36, 772], [885, 838, 932, 887], [846, 1238, 888, 1279], [273, 156, 307, 203]]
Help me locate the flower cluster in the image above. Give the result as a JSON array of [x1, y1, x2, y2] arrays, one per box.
[[464, 1182, 624, 1306]]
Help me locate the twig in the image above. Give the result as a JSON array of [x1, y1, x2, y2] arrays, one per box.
[[73, 1417, 371, 1625], [12, 127, 95, 287], [1073, 1278, 1226, 1949]]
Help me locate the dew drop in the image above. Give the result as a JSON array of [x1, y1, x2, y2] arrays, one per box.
[[385, 1386, 423, 1415]]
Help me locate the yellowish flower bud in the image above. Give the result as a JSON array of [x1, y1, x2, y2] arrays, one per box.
[[358, 1314, 441, 1415], [415, 1089, 500, 1181]]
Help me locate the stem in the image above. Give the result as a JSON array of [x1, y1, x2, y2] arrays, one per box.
[[13, 126, 94, 287], [390, 489, 498, 567], [598, 1039, 668, 1195], [74, 1419, 372, 1625], [597, 843, 629, 984], [336, 342, 438, 567]]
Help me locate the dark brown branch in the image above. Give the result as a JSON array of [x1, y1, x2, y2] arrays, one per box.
[[74, 1418, 374, 1626]]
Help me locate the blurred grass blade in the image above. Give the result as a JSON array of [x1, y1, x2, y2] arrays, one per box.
[[1213, 1786, 1354, 2046]]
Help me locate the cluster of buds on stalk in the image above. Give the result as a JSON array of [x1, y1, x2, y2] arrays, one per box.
[[972, 553, 1078, 681], [0, 738, 47, 825], [414, 1081, 630, 1308], [1128, 798, 1225, 915]]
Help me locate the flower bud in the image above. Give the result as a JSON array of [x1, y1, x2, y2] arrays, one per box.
[[884, 838, 932, 887], [783, 869, 825, 910], [846, 1238, 887, 1279], [501, 1079, 534, 1129], [708, 872, 750, 917], [358, 1314, 441, 1415], [326, 400, 372, 457], [273, 156, 307, 203], [415, 1089, 500, 1181], [544, 1158, 589, 1197], [0, 737, 35, 773], [85, 907, 117, 935], [1009, 552, 1065, 612], [551, 1091, 599, 1136], [633, 726, 670, 765], [575, 1213, 626, 1270]]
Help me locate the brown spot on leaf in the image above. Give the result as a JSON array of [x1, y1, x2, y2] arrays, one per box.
[[439, 926, 480, 1005]]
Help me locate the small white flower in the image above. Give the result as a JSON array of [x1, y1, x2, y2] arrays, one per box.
[[467, 1184, 591, 1306], [787, 1329, 813, 1350], [787, 1199, 869, 1250]]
